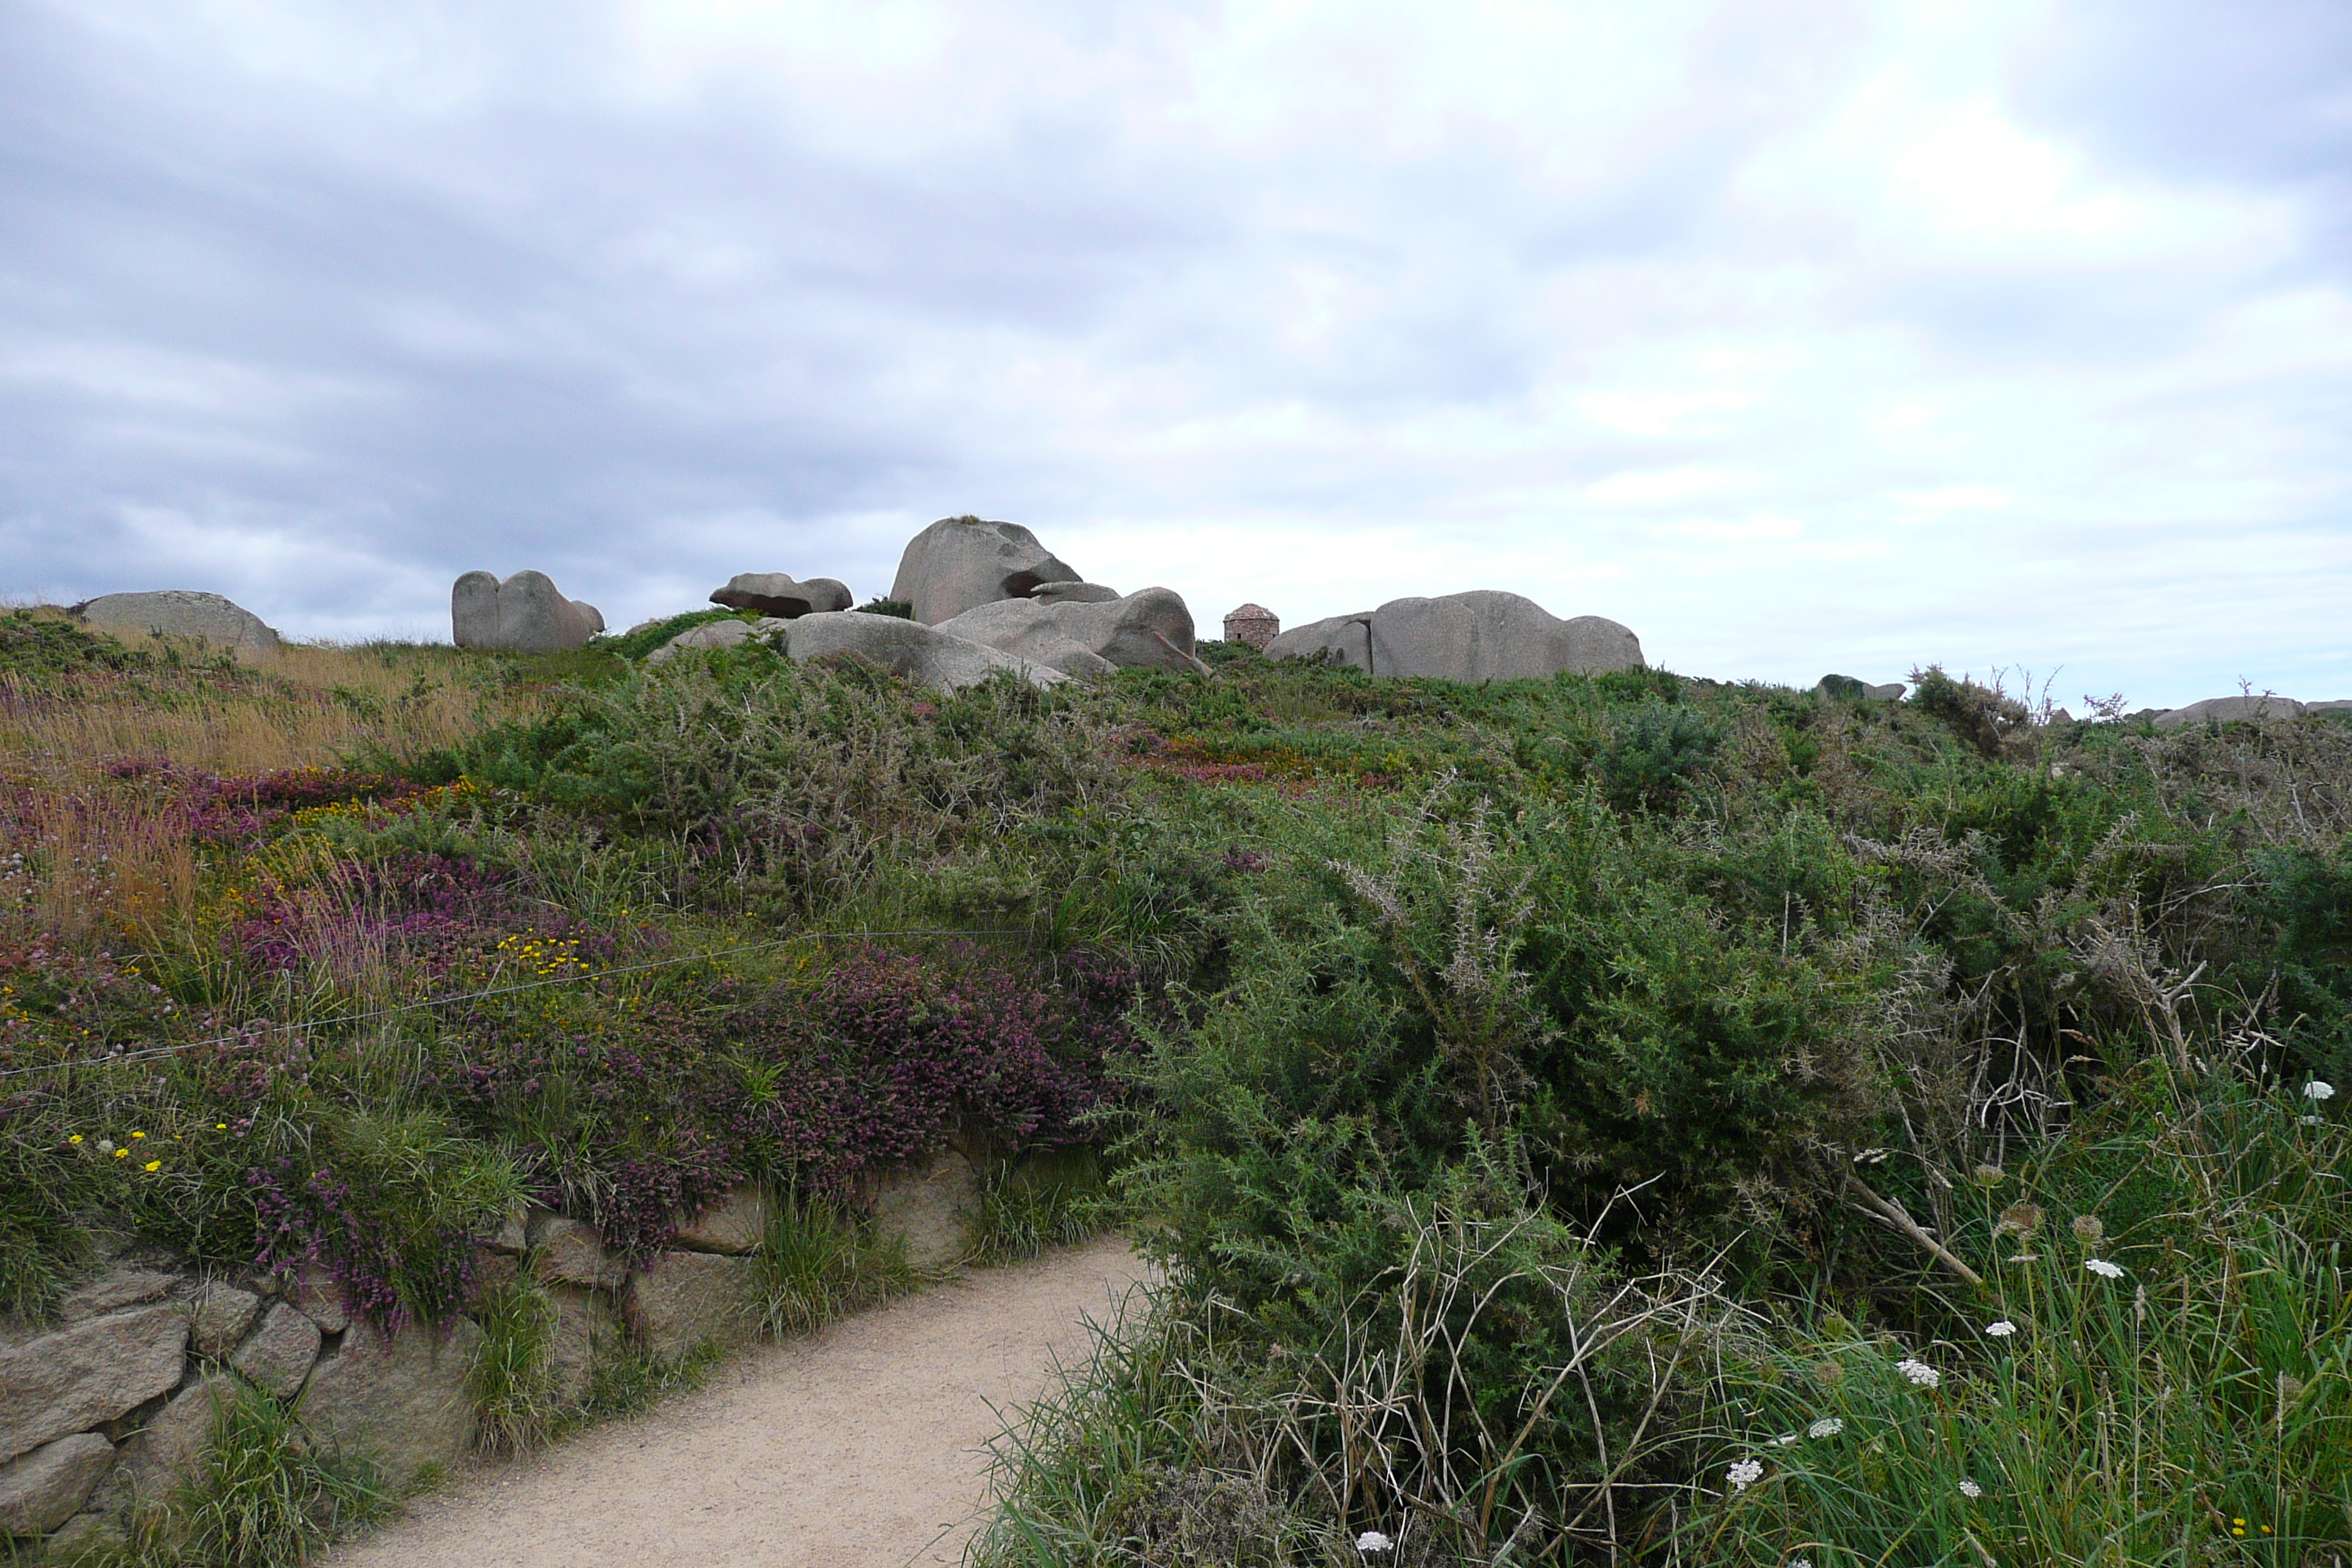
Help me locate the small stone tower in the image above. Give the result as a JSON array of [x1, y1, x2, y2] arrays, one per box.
[[1222, 603, 1279, 649]]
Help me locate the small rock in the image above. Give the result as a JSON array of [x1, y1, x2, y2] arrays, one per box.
[[476, 1202, 529, 1256], [230, 1303, 322, 1399], [44, 1509, 126, 1557], [189, 1284, 263, 1358], [296, 1318, 484, 1490], [0, 1303, 189, 1466], [644, 617, 791, 665], [288, 1267, 347, 1334], [622, 1253, 752, 1365], [531, 1217, 627, 1291], [889, 516, 1083, 625], [58, 1268, 176, 1322], [451, 570, 605, 652], [672, 1186, 768, 1256], [870, 1151, 978, 1270], [72, 591, 281, 656], [709, 573, 853, 618], [0, 1433, 116, 1537]]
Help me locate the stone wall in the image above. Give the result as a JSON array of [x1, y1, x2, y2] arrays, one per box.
[[0, 1158, 976, 1557]]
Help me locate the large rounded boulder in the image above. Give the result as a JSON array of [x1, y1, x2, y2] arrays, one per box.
[[1266, 590, 1641, 681], [889, 516, 1082, 625], [72, 592, 280, 656], [451, 570, 605, 652], [932, 587, 1204, 676]]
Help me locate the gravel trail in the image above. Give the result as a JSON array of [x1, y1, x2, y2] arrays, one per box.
[[328, 1236, 1144, 1568]]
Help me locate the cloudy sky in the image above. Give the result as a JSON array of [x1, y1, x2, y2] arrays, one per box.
[[3, 1, 2348, 706]]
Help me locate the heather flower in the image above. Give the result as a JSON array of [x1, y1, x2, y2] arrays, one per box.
[[1726, 1458, 1764, 1491], [1896, 1358, 1940, 1387], [1985, 1320, 2017, 1338], [1356, 1531, 1394, 1554], [1807, 1417, 1844, 1438], [2086, 1258, 2126, 1280]]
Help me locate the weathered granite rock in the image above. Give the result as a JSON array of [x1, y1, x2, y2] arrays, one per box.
[[1030, 581, 1123, 605], [644, 617, 791, 665], [105, 1371, 233, 1513], [871, 1151, 977, 1270], [783, 611, 1067, 692], [44, 1509, 126, 1557], [0, 1304, 189, 1465], [2155, 695, 2306, 728], [0, 1433, 116, 1537], [73, 592, 280, 656], [189, 1284, 262, 1358], [287, 1266, 347, 1335], [230, 1304, 321, 1398], [673, 1186, 767, 1256], [296, 1317, 483, 1488], [59, 1268, 176, 1322], [2308, 699, 2352, 715], [531, 1216, 627, 1291], [450, 570, 606, 652], [622, 1252, 750, 1364], [546, 1286, 617, 1405], [889, 517, 1082, 625], [477, 1202, 530, 1256], [1266, 592, 1642, 682], [709, 573, 853, 619], [934, 587, 1207, 677], [1817, 674, 1907, 701]]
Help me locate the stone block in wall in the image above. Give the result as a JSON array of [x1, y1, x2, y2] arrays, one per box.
[[58, 1269, 176, 1322], [673, 1186, 767, 1254], [871, 1150, 978, 1269], [622, 1252, 751, 1364], [0, 1303, 189, 1464], [531, 1216, 627, 1290], [476, 1202, 530, 1255], [230, 1303, 322, 1398], [288, 1266, 347, 1333], [0, 1432, 116, 1536], [548, 1285, 618, 1404], [189, 1283, 262, 1358], [296, 1317, 483, 1490], [104, 1371, 235, 1515]]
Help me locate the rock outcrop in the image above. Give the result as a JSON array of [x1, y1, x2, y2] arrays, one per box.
[[644, 617, 790, 664], [1266, 591, 1642, 682], [2155, 695, 2306, 728], [783, 611, 1067, 691], [933, 587, 1206, 676], [1817, 674, 1907, 701], [451, 570, 606, 652], [889, 516, 1082, 625], [708, 573, 853, 619], [72, 592, 280, 656]]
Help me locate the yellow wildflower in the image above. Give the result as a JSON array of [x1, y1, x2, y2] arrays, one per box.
[[143, 1160, 161, 1172], [68, 1134, 83, 1145]]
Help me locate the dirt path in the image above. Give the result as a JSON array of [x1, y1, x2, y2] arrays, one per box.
[[330, 1236, 1146, 1568]]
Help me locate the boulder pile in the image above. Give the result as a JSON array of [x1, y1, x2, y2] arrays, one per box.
[[708, 573, 852, 618]]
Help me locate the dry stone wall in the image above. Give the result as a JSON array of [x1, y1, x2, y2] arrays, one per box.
[[0, 1156, 976, 1557]]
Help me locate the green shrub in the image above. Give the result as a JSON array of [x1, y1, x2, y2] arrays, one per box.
[[856, 598, 913, 619]]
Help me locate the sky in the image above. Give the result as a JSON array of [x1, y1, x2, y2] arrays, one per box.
[[2, 1, 2349, 708]]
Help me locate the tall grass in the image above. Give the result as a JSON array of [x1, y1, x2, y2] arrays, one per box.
[[162, 1381, 389, 1568], [750, 1191, 919, 1339]]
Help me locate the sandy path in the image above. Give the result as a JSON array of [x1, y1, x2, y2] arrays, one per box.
[[330, 1237, 1145, 1568]]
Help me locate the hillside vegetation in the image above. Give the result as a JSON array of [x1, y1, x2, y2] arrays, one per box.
[[2, 607, 2346, 1566]]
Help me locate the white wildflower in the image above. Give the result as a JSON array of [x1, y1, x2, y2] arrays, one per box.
[[1772, 1433, 1801, 1446], [1807, 1417, 1844, 1439], [1985, 1320, 2017, 1338], [1896, 1357, 1940, 1388], [1959, 1479, 1983, 1499], [2305, 1080, 2336, 1102], [1356, 1531, 1394, 1555], [1790, 1559, 1814, 1568], [2085, 1258, 2126, 1280], [1727, 1458, 1764, 1491]]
